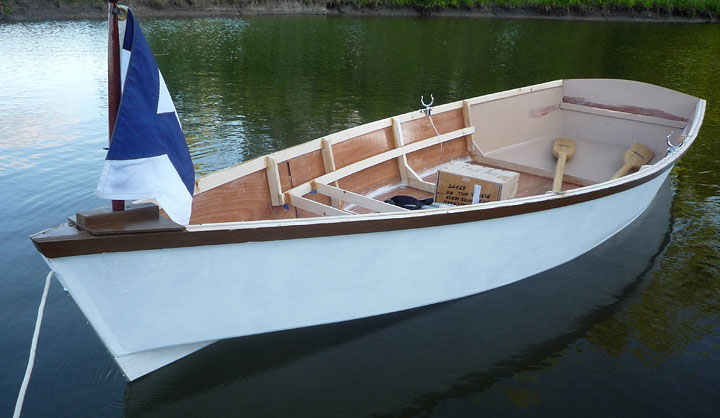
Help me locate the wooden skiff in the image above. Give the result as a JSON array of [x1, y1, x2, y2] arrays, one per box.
[[31, 78, 705, 380]]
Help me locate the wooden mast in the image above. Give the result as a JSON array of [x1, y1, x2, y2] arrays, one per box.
[[108, 0, 124, 211]]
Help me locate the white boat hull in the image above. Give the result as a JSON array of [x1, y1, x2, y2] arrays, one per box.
[[46, 168, 670, 380]]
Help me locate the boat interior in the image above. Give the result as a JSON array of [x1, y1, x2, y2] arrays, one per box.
[[187, 79, 701, 225]]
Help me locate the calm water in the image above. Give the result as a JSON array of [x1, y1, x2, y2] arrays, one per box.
[[1, 16, 719, 417]]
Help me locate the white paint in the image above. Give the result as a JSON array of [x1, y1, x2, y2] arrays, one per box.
[[48, 169, 669, 380], [115, 340, 215, 381]]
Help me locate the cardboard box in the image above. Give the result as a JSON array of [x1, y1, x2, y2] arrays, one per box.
[[434, 162, 519, 206]]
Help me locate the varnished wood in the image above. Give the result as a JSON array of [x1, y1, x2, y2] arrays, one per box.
[[72, 203, 184, 235], [400, 109, 465, 145], [338, 160, 402, 197], [190, 168, 296, 224], [333, 127, 395, 170], [76, 203, 157, 228], [288, 149, 326, 186]]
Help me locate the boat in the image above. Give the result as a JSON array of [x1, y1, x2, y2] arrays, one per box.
[[30, 3, 705, 381]]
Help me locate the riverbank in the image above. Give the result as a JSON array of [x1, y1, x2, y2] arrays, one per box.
[[1, 0, 717, 22]]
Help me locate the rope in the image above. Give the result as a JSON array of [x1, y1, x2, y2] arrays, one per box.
[[427, 114, 442, 152], [421, 94, 442, 152], [13, 271, 53, 418]]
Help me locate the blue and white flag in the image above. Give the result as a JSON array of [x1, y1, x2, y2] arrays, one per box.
[[97, 6, 194, 225]]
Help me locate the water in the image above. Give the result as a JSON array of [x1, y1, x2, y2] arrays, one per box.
[[1, 16, 719, 417]]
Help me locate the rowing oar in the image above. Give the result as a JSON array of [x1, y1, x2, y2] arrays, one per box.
[[552, 138, 576, 193], [611, 143, 654, 179]]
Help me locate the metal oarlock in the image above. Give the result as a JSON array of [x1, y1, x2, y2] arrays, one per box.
[[666, 131, 686, 155], [420, 94, 434, 116], [420, 94, 441, 150]]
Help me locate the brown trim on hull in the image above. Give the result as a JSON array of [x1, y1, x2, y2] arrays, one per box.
[[31, 162, 673, 259]]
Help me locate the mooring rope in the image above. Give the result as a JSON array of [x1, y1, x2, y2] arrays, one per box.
[[427, 114, 442, 152], [420, 95, 443, 153], [13, 271, 53, 418]]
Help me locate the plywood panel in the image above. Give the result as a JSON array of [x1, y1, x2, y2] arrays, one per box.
[[287, 150, 330, 218], [288, 150, 326, 187], [562, 79, 697, 122], [562, 110, 677, 165], [338, 160, 402, 196], [333, 127, 395, 169], [469, 86, 563, 154], [278, 161, 293, 192], [191, 169, 297, 224], [401, 109, 465, 145], [406, 137, 470, 174]]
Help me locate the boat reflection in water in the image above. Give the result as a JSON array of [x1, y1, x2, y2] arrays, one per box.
[[124, 179, 673, 417]]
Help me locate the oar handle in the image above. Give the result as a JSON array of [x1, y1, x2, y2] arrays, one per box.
[[552, 152, 567, 192], [611, 162, 633, 180]]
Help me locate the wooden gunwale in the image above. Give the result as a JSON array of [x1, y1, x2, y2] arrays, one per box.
[[31, 89, 705, 259], [195, 78, 686, 203], [31, 159, 675, 259]]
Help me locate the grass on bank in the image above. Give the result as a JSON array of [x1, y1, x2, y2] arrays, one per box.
[[143, 0, 720, 15], [2, 0, 719, 18], [374, 0, 720, 16]]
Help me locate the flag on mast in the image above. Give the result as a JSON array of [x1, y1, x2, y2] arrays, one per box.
[[97, 6, 194, 225]]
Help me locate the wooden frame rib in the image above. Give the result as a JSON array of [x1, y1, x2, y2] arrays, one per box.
[[391, 117, 410, 185], [312, 182, 408, 213], [266, 156, 284, 206], [407, 177, 436, 193], [321, 138, 342, 208], [391, 117, 435, 192], [462, 100, 482, 155], [285, 193, 351, 217]]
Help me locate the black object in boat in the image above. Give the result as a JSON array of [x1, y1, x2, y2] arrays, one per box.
[[384, 195, 434, 210]]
